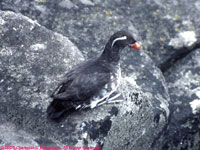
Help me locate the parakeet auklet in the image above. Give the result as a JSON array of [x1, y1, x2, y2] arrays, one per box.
[[47, 31, 141, 119]]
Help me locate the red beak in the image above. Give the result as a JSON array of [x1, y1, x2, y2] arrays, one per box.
[[129, 42, 141, 50]]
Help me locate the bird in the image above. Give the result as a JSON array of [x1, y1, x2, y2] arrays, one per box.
[[47, 30, 141, 119]]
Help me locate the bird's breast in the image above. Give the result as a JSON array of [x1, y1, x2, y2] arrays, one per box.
[[75, 65, 121, 110], [89, 65, 121, 108]]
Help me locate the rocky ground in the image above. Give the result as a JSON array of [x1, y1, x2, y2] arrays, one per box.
[[0, 0, 200, 150]]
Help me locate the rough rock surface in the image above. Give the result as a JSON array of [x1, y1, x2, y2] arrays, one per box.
[[103, 51, 170, 150], [0, 10, 85, 146], [159, 49, 200, 150], [1, 0, 200, 149], [1, 0, 200, 70], [0, 10, 170, 149], [0, 116, 39, 147], [0, 0, 57, 30]]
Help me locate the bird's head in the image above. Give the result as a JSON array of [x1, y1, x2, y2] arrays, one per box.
[[109, 30, 141, 50], [101, 31, 141, 62]]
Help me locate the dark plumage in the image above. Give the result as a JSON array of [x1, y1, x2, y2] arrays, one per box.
[[47, 31, 141, 119]]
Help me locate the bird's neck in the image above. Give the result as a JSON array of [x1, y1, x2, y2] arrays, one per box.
[[100, 42, 121, 63]]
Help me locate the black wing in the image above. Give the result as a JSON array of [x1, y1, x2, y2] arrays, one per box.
[[51, 59, 93, 97], [51, 58, 111, 101], [48, 59, 111, 119], [52, 72, 110, 101]]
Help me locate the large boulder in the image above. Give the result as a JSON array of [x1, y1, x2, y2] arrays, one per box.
[[0, 10, 170, 148], [0, 10, 84, 146], [2, 0, 199, 148], [103, 50, 170, 150], [0, 0, 57, 29], [159, 49, 200, 150]]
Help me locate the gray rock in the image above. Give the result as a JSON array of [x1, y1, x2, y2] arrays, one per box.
[[1, 0, 200, 148], [158, 49, 200, 150], [103, 51, 170, 150], [0, 10, 85, 146], [0, 10, 170, 148], [59, 0, 74, 9], [79, 0, 94, 6], [1, 0, 200, 71], [0, 117, 39, 146], [0, 0, 58, 29]]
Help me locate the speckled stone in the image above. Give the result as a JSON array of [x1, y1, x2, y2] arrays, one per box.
[[160, 49, 200, 150], [0, 10, 85, 146], [0, 10, 170, 148], [1, 0, 200, 70], [103, 50, 170, 150], [0, 118, 39, 146]]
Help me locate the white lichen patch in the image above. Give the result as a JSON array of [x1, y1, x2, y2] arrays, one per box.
[[190, 99, 200, 114], [82, 132, 88, 139], [168, 71, 200, 98], [80, 0, 94, 6], [182, 20, 193, 27], [120, 95, 139, 114], [155, 94, 170, 117], [30, 43, 47, 51], [80, 122, 86, 130], [0, 17, 5, 25], [31, 101, 39, 108], [12, 27, 17, 31], [169, 31, 197, 48], [124, 77, 137, 87], [0, 47, 13, 56], [163, 14, 172, 20], [196, 91, 200, 98], [142, 128, 146, 135], [195, 1, 200, 11], [25, 15, 41, 27], [59, 0, 74, 9]]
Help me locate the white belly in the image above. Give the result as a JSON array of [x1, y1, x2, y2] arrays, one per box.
[[75, 65, 122, 110], [89, 66, 122, 108]]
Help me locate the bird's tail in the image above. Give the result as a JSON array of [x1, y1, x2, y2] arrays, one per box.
[[47, 99, 74, 120]]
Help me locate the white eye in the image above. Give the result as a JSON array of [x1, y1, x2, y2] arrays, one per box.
[[111, 36, 127, 47]]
